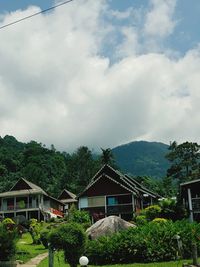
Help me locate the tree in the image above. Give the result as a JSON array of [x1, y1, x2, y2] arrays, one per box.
[[162, 176, 176, 197], [0, 222, 18, 262], [136, 175, 165, 196], [21, 141, 67, 196], [100, 148, 115, 166], [64, 146, 100, 193], [166, 141, 200, 183], [48, 223, 87, 267]]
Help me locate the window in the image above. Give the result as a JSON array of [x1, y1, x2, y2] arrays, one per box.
[[107, 197, 118, 206], [88, 196, 105, 207]]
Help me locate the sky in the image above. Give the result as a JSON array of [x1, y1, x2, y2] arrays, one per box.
[[0, 0, 200, 152]]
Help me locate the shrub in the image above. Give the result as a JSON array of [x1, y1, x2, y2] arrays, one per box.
[[0, 223, 18, 261], [14, 215, 29, 227], [48, 222, 87, 267], [135, 215, 147, 225], [142, 205, 161, 220], [40, 229, 50, 248], [159, 198, 177, 220], [29, 219, 41, 244], [152, 218, 168, 224], [2, 218, 15, 225], [67, 205, 91, 229], [159, 198, 187, 221], [86, 220, 200, 265]]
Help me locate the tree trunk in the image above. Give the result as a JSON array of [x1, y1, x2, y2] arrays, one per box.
[[48, 247, 54, 267], [192, 243, 198, 266]]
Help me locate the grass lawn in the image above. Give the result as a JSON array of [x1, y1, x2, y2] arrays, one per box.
[[38, 251, 191, 267], [16, 232, 47, 263]]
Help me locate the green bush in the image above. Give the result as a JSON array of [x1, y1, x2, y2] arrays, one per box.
[[138, 199, 187, 222], [40, 229, 50, 248], [48, 222, 87, 267], [67, 205, 91, 229], [135, 215, 147, 225], [152, 218, 168, 224], [141, 205, 161, 220], [86, 220, 200, 265], [2, 218, 15, 225], [29, 219, 41, 244], [159, 198, 187, 221], [0, 223, 18, 261]]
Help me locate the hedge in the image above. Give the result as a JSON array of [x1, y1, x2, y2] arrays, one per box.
[[86, 220, 200, 265]]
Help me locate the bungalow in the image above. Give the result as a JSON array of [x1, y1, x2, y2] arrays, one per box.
[[58, 189, 77, 214], [180, 179, 200, 221], [78, 164, 159, 222], [0, 178, 65, 221]]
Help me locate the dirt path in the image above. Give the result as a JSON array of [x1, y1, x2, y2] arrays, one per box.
[[17, 252, 48, 267]]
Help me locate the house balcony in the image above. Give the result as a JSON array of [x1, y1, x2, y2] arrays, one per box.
[[106, 203, 133, 215], [1, 203, 39, 212]]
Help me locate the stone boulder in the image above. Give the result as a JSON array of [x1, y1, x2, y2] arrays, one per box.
[[86, 215, 136, 240]]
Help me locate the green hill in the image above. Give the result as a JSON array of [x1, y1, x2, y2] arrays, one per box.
[[112, 141, 170, 178]]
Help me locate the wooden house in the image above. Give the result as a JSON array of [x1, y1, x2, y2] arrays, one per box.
[[78, 165, 159, 222], [0, 178, 64, 221], [180, 179, 200, 221], [58, 189, 77, 214]]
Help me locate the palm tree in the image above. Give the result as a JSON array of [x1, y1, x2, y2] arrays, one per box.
[[100, 148, 115, 165]]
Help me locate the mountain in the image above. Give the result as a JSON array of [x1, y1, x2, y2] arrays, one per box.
[[112, 141, 170, 178]]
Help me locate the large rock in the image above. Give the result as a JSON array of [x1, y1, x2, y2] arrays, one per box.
[[86, 215, 135, 240]]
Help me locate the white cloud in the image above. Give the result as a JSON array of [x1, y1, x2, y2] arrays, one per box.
[[0, 0, 200, 151], [144, 0, 177, 38], [116, 27, 139, 58], [110, 9, 132, 20]]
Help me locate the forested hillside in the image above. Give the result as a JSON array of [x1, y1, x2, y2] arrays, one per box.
[[0, 135, 102, 197], [112, 141, 169, 178], [0, 136, 173, 198]]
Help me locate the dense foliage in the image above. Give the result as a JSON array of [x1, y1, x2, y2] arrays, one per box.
[[2, 135, 200, 199], [29, 219, 43, 244], [0, 222, 18, 261], [166, 141, 200, 183], [86, 220, 200, 265], [67, 205, 91, 229], [136, 175, 177, 197], [136, 199, 187, 223], [0, 135, 103, 196], [48, 222, 87, 267]]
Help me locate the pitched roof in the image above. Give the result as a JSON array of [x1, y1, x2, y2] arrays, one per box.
[[10, 177, 45, 193], [0, 189, 44, 198], [58, 189, 77, 200], [79, 164, 159, 198], [0, 178, 65, 205], [124, 175, 160, 198], [180, 179, 200, 187]]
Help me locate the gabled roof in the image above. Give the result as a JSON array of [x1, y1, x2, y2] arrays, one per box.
[[0, 178, 65, 205], [58, 189, 77, 200], [10, 178, 45, 193], [124, 175, 160, 198], [79, 165, 159, 198]]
